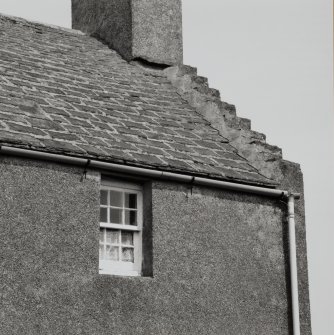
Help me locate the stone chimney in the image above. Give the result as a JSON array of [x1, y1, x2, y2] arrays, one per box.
[[72, 0, 183, 66]]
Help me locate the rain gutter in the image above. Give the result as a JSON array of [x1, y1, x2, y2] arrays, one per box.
[[0, 146, 287, 197]]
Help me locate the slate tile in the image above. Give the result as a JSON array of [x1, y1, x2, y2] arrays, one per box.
[[0, 15, 274, 186]]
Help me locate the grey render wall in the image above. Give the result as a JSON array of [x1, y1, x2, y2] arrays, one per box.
[[0, 155, 305, 335]]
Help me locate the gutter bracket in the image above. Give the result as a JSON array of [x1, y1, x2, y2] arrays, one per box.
[[189, 176, 195, 195], [81, 159, 91, 182]]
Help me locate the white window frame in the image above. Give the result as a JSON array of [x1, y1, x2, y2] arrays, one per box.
[[99, 180, 143, 277]]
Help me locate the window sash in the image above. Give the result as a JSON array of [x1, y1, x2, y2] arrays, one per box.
[[100, 186, 141, 228], [100, 223, 140, 232]]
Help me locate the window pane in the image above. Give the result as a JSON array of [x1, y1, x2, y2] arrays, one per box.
[[122, 248, 134, 262], [125, 210, 137, 226], [106, 245, 119, 261], [110, 209, 122, 224], [125, 193, 137, 209], [106, 230, 119, 245], [121, 231, 134, 246], [110, 191, 123, 207], [99, 228, 104, 242], [100, 207, 108, 223], [99, 244, 104, 259], [100, 190, 108, 205]]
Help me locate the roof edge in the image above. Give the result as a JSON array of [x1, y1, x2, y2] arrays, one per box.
[[164, 65, 292, 183], [0, 145, 278, 189], [0, 12, 84, 35]]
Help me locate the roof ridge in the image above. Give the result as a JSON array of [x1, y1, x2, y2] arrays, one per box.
[[0, 12, 84, 35]]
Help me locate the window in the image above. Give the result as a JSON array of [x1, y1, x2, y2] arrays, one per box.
[[99, 180, 143, 276]]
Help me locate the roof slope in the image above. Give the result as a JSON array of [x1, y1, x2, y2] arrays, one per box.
[[0, 14, 273, 186]]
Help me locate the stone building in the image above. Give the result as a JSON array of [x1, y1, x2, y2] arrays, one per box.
[[0, 1, 311, 334]]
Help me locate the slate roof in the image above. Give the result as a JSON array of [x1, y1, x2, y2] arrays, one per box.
[[0, 14, 274, 186]]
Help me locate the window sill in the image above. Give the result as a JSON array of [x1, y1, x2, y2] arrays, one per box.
[[99, 270, 141, 277]]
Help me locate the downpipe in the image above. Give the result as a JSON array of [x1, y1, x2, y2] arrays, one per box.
[[288, 194, 301, 335]]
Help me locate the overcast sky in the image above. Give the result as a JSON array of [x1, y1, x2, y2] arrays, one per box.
[[0, 1, 333, 334]]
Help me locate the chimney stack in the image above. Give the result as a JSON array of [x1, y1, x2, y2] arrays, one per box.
[[72, 0, 183, 66]]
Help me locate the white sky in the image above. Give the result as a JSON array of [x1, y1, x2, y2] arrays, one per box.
[[0, 1, 333, 334]]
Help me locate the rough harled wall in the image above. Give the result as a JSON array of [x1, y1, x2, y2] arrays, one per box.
[[165, 65, 312, 334], [72, 0, 133, 61], [1, 155, 299, 334], [72, 0, 183, 65], [131, 0, 183, 65]]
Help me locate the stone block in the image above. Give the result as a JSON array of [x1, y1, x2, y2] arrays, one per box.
[[72, 0, 183, 65]]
